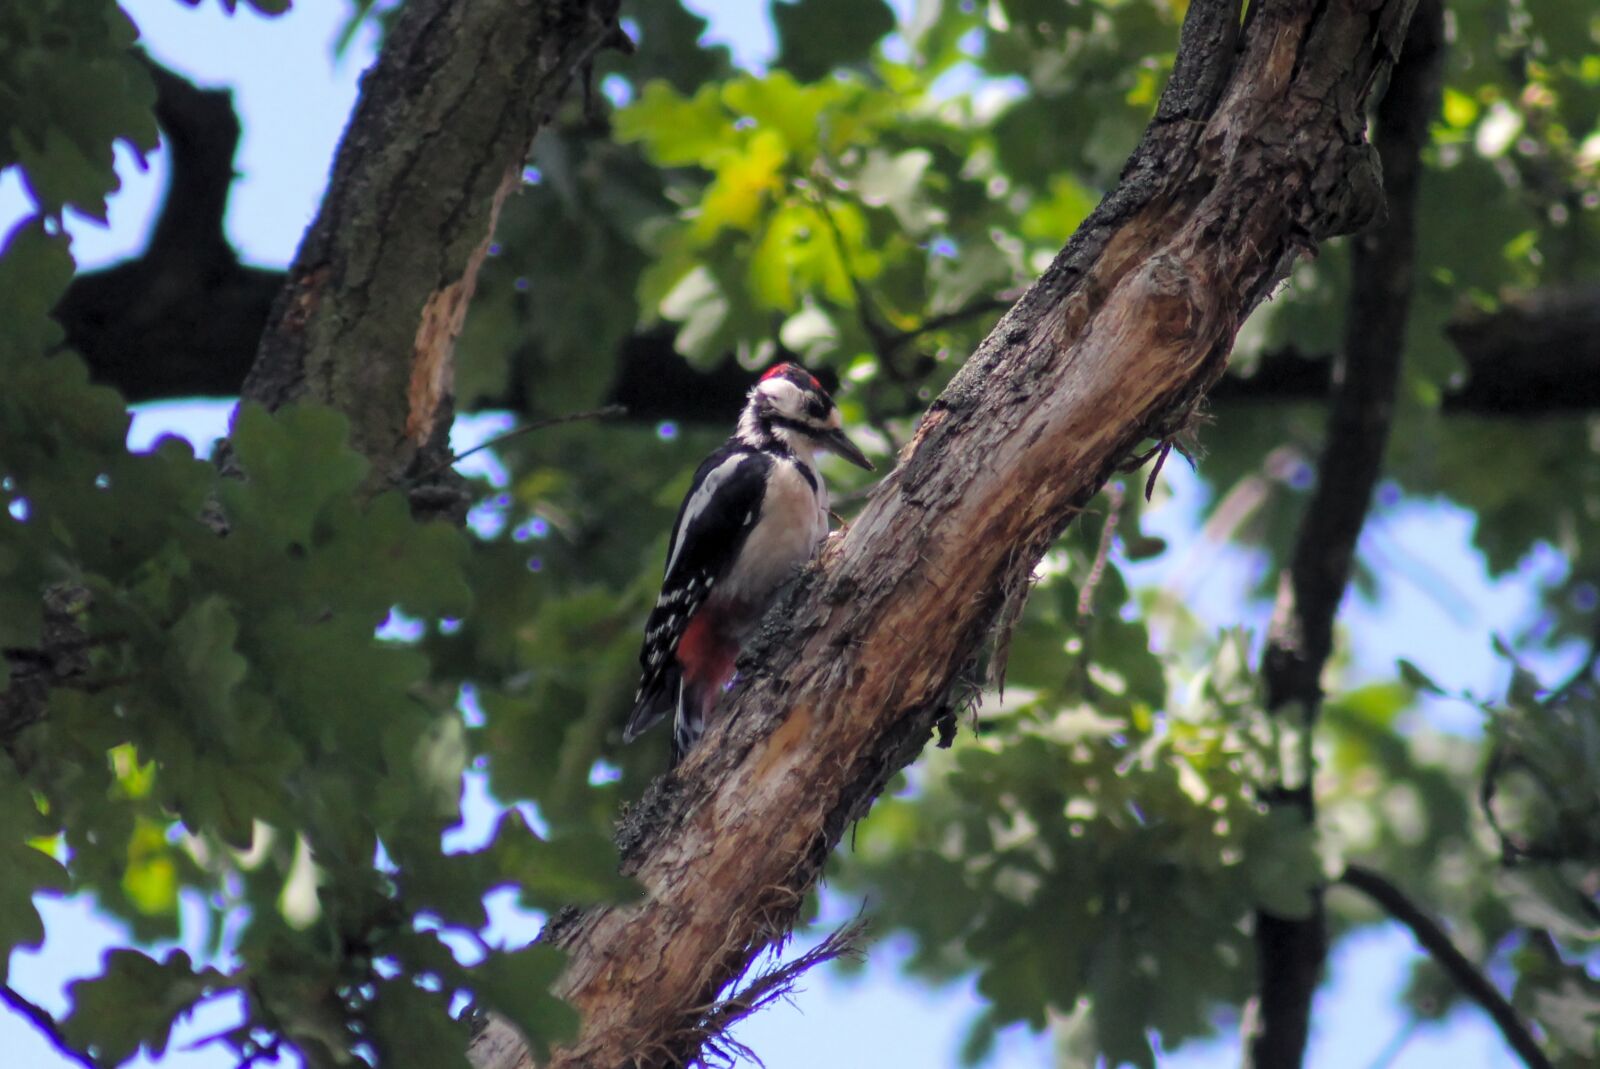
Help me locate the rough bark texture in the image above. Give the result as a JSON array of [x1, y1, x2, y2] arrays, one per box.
[[239, 0, 623, 498], [1246, 4, 1444, 1067], [458, 1, 1421, 1065]]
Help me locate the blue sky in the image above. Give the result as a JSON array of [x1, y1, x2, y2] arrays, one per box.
[[0, 1, 1555, 1066]]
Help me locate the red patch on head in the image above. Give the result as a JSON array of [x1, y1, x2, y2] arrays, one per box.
[[760, 362, 822, 391]]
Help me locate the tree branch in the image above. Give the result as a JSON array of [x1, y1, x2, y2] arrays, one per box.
[[1, 983, 101, 1069], [1246, 4, 1444, 1067], [1442, 284, 1600, 414], [52, 73, 1600, 425], [459, 0, 1424, 1064], [237, 0, 626, 509], [1336, 865, 1555, 1069], [52, 61, 279, 402]]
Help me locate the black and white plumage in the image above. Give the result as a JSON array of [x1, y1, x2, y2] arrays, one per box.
[[625, 363, 873, 764]]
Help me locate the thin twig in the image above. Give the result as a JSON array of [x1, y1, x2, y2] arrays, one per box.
[[1078, 483, 1124, 616], [411, 405, 627, 483], [1, 983, 101, 1069], [689, 919, 867, 1067], [1336, 865, 1554, 1069]]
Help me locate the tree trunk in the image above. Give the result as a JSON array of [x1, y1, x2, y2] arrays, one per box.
[[1247, 5, 1443, 1065], [239, 0, 624, 506], [458, 0, 1421, 1064]]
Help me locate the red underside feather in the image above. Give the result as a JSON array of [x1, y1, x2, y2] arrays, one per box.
[[677, 609, 739, 694]]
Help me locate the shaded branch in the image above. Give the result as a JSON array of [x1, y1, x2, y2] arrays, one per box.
[[410, 404, 628, 483], [1247, 4, 1444, 1067], [1213, 282, 1600, 413], [50, 73, 1600, 425], [1443, 285, 1600, 414], [1, 586, 93, 759], [1336, 866, 1555, 1069], [53, 61, 279, 401]]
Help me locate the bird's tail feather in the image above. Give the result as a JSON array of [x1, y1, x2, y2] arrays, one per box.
[[670, 677, 713, 767], [624, 663, 680, 743]]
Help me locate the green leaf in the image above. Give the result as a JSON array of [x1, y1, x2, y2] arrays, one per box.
[[485, 811, 638, 912], [0, 220, 75, 359], [0, 542, 42, 655], [1499, 869, 1600, 943], [223, 403, 369, 549], [303, 491, 473, 619], [693, 129, 788, 241], [62, 949, 223, 1064], [1528, 976, 1600, 1058], [773, 0, 896, 81], [721, 73, 840, 160], [1396, 658, 1444, 695], [0, 3, 158, 219], [0, 768, 68, 982], [164, 596, 248, 719], [856, 148, 942, 234], [618, 0, 732, 90], [614, 81, 731, 168], [1243, 810, 1322, 920], [659, 265, 734, 362], [366, 980, 472, 1069], [472, 944, 577, 1060]]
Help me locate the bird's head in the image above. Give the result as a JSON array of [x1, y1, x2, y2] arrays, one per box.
[[739, 363, 874, 470]]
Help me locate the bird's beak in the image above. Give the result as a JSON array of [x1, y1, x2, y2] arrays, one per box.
[[822, 427, 875, 471]]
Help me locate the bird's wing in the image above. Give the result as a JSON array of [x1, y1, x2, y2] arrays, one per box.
[[625, 445, 771, 741]]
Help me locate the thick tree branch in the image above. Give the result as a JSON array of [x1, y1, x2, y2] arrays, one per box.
[[1, 587, 92, 760], [53, 62, 280, 401], [1246, 4, 1444, 1068], [238, 0, 625, 505], [1336, 865, 1555, 1069], [456, 0, 1424, 1065], [1442, 284, 1600, 414], [52, 74, 1599, 423]]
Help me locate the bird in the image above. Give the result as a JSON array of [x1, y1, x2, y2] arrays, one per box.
[[625, 363, 874, 764]]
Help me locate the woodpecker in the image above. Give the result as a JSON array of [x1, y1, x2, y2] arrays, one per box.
[[625, 363, 873, 764]]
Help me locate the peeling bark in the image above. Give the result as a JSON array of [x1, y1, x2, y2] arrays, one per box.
[[459, 1, 1422, 1066], [239, 0, 624, 498]]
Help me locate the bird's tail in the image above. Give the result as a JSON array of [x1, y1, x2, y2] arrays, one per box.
[[670, 676, 719, 767], [624, 663, 680, 744]]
